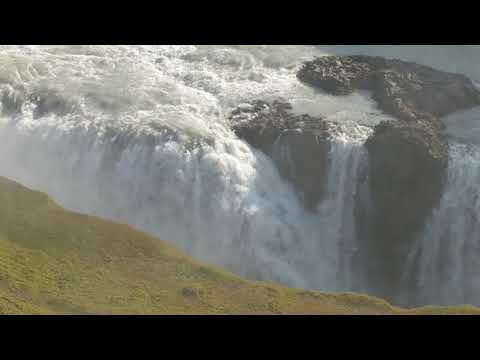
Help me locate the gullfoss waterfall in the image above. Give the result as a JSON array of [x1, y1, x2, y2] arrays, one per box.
[[1, 45, 480, 307]]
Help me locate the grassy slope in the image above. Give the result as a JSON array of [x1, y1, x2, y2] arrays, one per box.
[[0, 176, 478, 315]]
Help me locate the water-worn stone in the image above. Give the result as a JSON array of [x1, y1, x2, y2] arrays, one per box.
[[298, 55, 480, 128], [230, 100, 335, 210], [362, 120, 449, 298], [297, 55, 476, 301]]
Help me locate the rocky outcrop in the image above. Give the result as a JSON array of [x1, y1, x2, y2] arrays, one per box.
[[271, 128, 331, 211], [297, 55, 459, 232], [230, 101, 296, 155], [230, 100, 336, 210], [365, 121, 448, 231], [297, 55, 480, 129], [297, 55, 476, 300], [361, 120, 449, 298]]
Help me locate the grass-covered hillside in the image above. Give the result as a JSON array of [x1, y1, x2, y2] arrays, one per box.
[[0, 176, 478, 315]]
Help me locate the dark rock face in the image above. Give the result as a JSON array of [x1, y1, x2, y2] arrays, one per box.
[[366, 121, 448, 227], [230, 100, 335, 210], [271, 129, 331, 211], [297, 56, 456, 234], [298, 55, 480, 127], [297, 55, 473, 301], [230, 101, 295, 155], [362, 120, 449, 298]]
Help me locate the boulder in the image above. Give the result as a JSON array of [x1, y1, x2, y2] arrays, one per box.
[[297, 55, 470, 300], [271, 128, 331, 211], [230, 100, 335, 210], [362, 120, 448, 298], [230, 100, 294, 155], [297, 55, 480, 127]]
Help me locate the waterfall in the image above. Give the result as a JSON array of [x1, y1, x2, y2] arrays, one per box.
[[313, 130, 370, 291], [1, 45, 479, 307], [0, 103, 370, 293], [404, 143, 480, 306]]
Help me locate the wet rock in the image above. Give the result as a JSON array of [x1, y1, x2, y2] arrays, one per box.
[[230, 100, 294, 155], [271, 128, 331, 210], [298, 55, 476, 301], [362, 120, 448, 298], [230, 100, 335, 210], [298, 55, 480, 126]]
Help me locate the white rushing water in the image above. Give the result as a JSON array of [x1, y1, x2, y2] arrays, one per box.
[[403, 144, 480, 306], [0, 45, 383, 292], [399, 104, 480, 307], [0, 45, 479, 305]]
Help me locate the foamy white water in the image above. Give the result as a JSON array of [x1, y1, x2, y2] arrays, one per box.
[[0, 45, 479, 305], [0, 45, 382, 290]]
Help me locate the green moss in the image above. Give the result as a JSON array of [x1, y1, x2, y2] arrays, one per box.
[[0, 176, 478, 315]]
